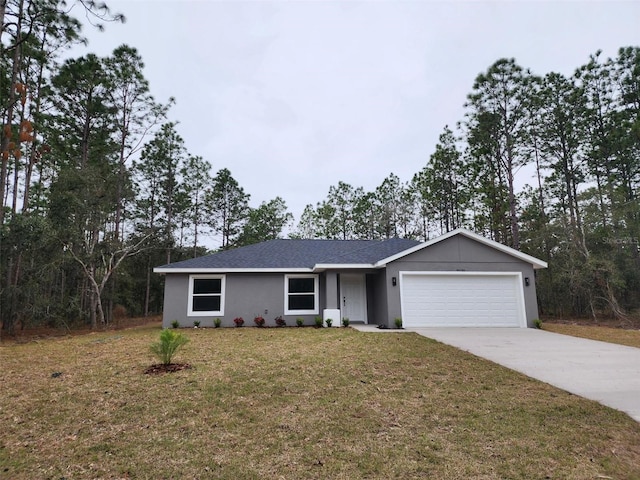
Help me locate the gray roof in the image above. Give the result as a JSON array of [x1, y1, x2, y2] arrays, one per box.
[[156, 237, 421, 270]]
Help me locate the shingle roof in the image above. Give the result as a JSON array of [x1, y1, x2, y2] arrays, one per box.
[[156, 237, 421, 270]]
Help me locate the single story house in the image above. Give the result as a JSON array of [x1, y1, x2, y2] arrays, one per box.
[[154, 228, 547, 328]]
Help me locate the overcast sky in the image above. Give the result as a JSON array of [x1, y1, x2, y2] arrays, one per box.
[[76, 0, 640, 242]]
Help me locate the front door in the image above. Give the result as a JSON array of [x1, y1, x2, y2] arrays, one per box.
[[340, 274, 367, 323]]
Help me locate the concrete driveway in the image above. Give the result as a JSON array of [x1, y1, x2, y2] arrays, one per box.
[[352, 325, 640, 422]]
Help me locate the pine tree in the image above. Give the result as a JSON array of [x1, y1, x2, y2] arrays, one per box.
[[205, 168, 250, 249]]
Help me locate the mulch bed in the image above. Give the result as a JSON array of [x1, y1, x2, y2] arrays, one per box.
[[144, 363, 192, 375]]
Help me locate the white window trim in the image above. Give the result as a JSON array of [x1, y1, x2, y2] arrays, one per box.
[[187, 274, 226, 317], [284, 274, 319, 315]]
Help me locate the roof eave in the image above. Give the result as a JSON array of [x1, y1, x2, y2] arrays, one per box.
[[375, 228, 548, 269], [312, 263, 379, 272], [153, 267, 315, 274]]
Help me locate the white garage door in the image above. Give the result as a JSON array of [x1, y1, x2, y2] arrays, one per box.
[[400, 272, 526, 328]]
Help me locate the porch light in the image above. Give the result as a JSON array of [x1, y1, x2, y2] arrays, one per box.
[[392, 276, 397, 286], [525, 277, 530, 287]]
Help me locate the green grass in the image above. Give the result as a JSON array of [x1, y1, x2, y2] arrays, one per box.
[[2, 325, 640, 479], [543, 322, 640, 349]]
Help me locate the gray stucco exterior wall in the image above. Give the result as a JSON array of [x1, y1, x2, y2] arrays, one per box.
[[382, 235, 540, 327], [162, 272, 327, 328], [162, 274, 189, 327], [325, 271, 339, 309], [367, 270, 388, 325]]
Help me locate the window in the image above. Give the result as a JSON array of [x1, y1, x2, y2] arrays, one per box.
[[188, 275, 225, 316], [285, 274, 319, 315]]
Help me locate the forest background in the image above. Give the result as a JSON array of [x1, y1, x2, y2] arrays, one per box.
[[1, 1, 639, 332]]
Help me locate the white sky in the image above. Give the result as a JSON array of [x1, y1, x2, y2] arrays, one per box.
[[75, 0, 640, 241]]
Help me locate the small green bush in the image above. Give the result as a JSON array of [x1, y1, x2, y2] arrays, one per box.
[[296, 317, 304, 327], [214, 318, 221, 328], [342, 317, 350, 327], [171, 320, 179, 329], [193, 320, 200, 328], [314, 316, 323, 328], [150, 329, 189, 365], [534, 318, 542, 329], [325, 318, 333, 328], [394, 317, 403, 329]]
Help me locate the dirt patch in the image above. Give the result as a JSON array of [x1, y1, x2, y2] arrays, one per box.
[[143, 363, 192, 375]]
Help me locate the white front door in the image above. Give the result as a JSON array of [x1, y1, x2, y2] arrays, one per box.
[[340, 274, 367, 323]]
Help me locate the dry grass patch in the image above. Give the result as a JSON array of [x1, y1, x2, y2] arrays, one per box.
[[1, 325, 640, 479], [543, 323, 640, 349]]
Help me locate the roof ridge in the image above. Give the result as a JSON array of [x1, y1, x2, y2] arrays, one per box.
[[327, 238, 384, 263], [277, 238, 378, 242]]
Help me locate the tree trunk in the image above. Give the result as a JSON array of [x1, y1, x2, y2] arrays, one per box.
[[80, 91, 92, 168], [114, 108, 127, 242], [507, 160, 519, 249], [533, 138, 546, 216], [0, 0, 7, 36], [0, 0, 24, 226], [144, 256, 151, 316], [89, 289, 98, 329]]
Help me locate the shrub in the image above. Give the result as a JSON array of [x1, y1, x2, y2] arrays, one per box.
[[214, 318, 221, 328], [254, 316, 266, 327], [534, 318, 542, 329], [342, 317, 350, 327], [193, 320, 200, 328], [150, 329, 189, 365], [171, 320, 179, 329], [112, 304, 128, 319], [296, 317, 304, 327], [394, 317, 403, 329], [314, 316, 323, 328], [325, 318, 333, 327], [233, 317, 244, 327], [275, 316, 286, 327]]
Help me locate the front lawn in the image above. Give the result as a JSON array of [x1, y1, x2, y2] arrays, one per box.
[[543, 322, 640, 349], [1, 326, 640, 479]]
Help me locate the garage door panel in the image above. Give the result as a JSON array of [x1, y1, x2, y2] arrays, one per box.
[[400, 273, 525, 328]]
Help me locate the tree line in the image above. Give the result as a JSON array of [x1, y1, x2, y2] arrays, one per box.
[[0, 0, 292, 332], [1, 1, 639, 332], [294, 51, 640, 321]]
